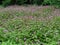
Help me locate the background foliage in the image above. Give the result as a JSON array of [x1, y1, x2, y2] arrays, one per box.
[[0, 0, 60, 7]]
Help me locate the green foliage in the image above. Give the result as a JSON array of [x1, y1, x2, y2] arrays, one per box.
[[0, 17, 60, 44], [2, 0, 11, 6], [0, 0, 60, 8], [16, 0, 27, 5], [0, 7, 60, 45], [43, 0, 60, 8], [32, 0, 43, 5], [0, 40, 20, 45]]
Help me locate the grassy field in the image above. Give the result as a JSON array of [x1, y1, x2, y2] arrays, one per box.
[[0, 5, 60, 45]]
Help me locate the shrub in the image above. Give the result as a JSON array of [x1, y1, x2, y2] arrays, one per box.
[[1, 0, 60, 8], [16, 0, 27, 5], [43, 0, 60, 8], [32, 0, 43, 5], [2, 0, 11, 6]]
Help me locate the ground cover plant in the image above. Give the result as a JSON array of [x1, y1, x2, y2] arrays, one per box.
[[0, 6, 60, 45]]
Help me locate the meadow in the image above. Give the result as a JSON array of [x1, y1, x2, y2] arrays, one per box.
[[0, 5, 60, 45]]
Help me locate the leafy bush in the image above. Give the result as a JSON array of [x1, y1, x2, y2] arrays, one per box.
[[1, 0, 60, 8], [32, 0, 43, 5], [43, 0, 60, 8], [2, 0, 27, 6], [16, 0, 27, 5], [2, 0, 11, 6]]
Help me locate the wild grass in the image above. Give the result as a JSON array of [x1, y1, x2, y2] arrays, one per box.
[[0, 6, 60, 45]]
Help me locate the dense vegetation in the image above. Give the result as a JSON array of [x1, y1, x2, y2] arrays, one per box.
[[0, 0, 60, 7], [0, 6, 60, 45], [0, 0, 60, 45]]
